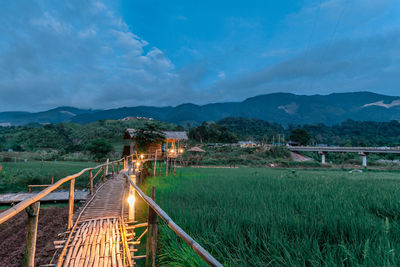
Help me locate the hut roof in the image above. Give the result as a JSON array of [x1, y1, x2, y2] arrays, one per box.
[[187, 146, 206, 152], [125, 129, 188, 140], [163, 131, 188, 140]]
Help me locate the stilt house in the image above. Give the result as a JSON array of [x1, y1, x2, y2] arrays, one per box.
[[123, 129, 188, 158]]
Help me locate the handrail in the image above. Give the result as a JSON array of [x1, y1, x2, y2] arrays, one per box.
[[123, 171, 223, 267], [0, 158, 124, 224]]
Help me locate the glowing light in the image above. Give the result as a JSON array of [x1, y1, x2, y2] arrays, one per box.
[[127, 195, 135, 206], [136, 161, 140, 166], [179, 149, 184, 153], [140, 154, 144, 159], [170, 149, 174, 153]]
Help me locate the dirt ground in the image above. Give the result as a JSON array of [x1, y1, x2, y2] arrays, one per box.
[[0, 206, 70, 267]]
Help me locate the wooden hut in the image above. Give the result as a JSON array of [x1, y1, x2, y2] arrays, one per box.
[[123, 129, 188, 158]]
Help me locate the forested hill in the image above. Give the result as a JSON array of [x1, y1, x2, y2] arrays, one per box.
[[1, 92, 400, 126], [66, 92, 400, 126], [0, 120, 178, 153], [190, 118, 400, 147], [2, 118, 399, 155]]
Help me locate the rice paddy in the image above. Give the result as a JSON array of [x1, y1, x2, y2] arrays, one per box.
[[143, 167, 400, 266], [0, 161, 97, 193]]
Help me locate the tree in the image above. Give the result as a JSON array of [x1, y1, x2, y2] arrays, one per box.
[[86, 139, 113, 161], [188, 122, 238, 143], [290, 128, 311, 145], [132, 122, 165, 178], [134, 122, 165, 153]]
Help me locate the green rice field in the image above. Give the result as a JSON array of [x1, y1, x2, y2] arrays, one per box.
[[142, 167, 400, 266], [0, 161, 97, 193]]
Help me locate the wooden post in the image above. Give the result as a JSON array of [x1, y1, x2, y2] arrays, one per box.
[[112, 163, 115, 177], [102, 167, 106, 182], [153, 150, 157, 176], [105, 158, 109, 176], [117, 162, 120, 174], [68, 179, 75, 230], [89, 170, 93, 195], [173, 159, 176, 176], [158, 159, 161, 176], [24, 202, 40, 267], [145, 186, 158, 267], [165, 157, 168, 176]]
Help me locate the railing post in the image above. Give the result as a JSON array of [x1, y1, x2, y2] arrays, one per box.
[[102, 167, 106, 182], [117, 162, 120, 174], [89, 170, 93, 195], [112, 163, 115, 177], [24, 202, 40, 267], [153, 151, 157, 176], [68, 178, 75, 230], [145, 186, 158, 267]]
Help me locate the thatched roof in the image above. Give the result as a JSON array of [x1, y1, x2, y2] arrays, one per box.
[[163, 131, 188, 140], [187, 146, 205, 152], [125, 129, 188, 140]]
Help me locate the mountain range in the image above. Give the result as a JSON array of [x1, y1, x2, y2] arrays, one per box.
[[1, 92, 400, 126]]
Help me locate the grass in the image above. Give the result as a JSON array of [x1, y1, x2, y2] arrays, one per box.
[[0, 161, 98, 193], [142, 167, 400, 266], [182, 146, 291, 167]]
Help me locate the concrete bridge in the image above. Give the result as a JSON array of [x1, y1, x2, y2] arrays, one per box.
[[288, 146, 400, 166]]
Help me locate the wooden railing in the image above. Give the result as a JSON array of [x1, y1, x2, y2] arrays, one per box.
[[0, 157, 127, 266], [0, 153, 222, 267], [123, 166, 223, 267]]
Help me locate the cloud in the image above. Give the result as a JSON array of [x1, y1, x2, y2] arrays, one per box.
[[1, 0, 400, 112], [0, 0, 180, 111], [212, 30, 400, 99], [217, 71, 226, 80]]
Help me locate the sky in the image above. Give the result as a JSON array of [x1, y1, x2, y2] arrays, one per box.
[[0, 0, 400, 111]]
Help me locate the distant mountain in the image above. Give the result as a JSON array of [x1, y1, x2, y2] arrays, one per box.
[[0, 107, 94, 125], [1, 92, 400, 126]]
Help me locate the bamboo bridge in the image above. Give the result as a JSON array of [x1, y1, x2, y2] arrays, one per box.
[[0, 155, 223, 267]]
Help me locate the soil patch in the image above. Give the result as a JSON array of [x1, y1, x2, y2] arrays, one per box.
[[0, 206, 70, 266]]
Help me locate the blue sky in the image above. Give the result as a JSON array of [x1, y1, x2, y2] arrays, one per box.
[[0, 0, 399, 111]]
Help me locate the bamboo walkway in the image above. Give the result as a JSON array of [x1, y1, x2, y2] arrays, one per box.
[[56, 173, 132, 267]]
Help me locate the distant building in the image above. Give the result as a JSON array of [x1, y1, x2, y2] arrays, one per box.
[[238, 141, 256, 148], [316, 144, 328, 147], [287, 141, 300, 146]]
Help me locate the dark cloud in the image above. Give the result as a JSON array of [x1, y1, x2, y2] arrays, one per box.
[[1, 0, 399, 112], [211, 31, 400, 100], [0, 0, 179, 111]]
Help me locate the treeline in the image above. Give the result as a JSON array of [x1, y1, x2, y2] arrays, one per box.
[[0, 119, 177, 153], [188, 117, 400, 146], [302, 120, 400, 146], [1, 117, 400, 154], [188, 122, 238, 143]]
